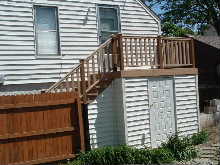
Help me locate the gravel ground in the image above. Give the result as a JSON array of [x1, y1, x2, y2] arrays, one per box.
[[177, 125, 220, 165]]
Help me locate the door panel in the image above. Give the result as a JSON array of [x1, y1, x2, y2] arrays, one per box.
[[149, 78, 176, 148]]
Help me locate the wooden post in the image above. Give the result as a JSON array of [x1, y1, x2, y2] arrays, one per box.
[[76, 97, 86, 152], [190, 38, 196, 68], [157, 36, 164, 69], [117, 33, 124, 71], [80, 59, 87, 103], [112, 35, 118, 71]]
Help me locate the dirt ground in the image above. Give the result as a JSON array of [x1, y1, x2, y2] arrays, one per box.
[[205, 125, 220, 145]]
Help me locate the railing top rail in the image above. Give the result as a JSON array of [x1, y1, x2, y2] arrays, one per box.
[[122, 35, 158, 39], [46, 64, 80, 92], [85, 38, 112, 61], [161, 37, 192, 41], [122, 35, 192, 41]]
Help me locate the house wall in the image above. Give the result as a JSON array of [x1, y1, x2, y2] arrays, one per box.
[[0, 0, 160, 90], [87, 74, 199, 149]]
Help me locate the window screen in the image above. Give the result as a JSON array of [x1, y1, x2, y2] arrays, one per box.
[[35, 6, 60, 55], [98, 6, 120, 43]]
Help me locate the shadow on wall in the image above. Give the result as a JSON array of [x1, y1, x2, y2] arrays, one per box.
[[90, 86, 118, 149]]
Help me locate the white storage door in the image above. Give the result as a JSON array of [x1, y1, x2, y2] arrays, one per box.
[[149, 77, 176, 148]]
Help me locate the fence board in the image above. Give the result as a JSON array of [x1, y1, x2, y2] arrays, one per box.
[[0, 92, 85, 165]]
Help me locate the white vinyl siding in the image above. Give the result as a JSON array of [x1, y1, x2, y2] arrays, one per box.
[[0, 0, 160, 85], [122, 77, 151, 148], [87, 79, 125, 149], [174, 75, 199, 136]]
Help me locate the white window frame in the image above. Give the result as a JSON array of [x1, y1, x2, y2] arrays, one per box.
[[34, 5, 61, 57], [97, 4, 121, 44]]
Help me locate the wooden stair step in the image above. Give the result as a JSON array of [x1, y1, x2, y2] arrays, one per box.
[[87, 93, 99, 96]]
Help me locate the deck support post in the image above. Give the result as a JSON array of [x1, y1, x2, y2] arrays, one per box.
[[117, 33, 124, 71], [157, 36, 164, 69], [112, 35, 118, 71], [190, 38, 196, 68], [80, 59, 87, 103]]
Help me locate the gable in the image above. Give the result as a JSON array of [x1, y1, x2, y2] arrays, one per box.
[[135, 0, 161, 23]]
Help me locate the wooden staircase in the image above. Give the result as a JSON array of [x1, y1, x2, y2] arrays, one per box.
[[46, 34, 123, 104], [46, 34, 196, 104]]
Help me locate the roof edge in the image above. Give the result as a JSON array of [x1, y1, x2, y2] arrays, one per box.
[[135, 0, 161, 23]]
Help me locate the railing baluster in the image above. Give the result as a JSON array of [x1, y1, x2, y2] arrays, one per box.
[[76, 69, 81, 97], [80, 60, 86, 103], [171, 41, 175, 64], [139, 38, 143, 66], [86, 60, 90, 88], [179, 41, 183, 64], [182, 41, 186, 64], [190, 38, 196, 68], [175, 42, 179, 64], [125, 38, 129, 67], [92, 55, 96, 83], [107, 45, 111, 72], [130, 38, 134, 66], [144, 38, 147, 65], [157, 37, 163, 68], [134, 38, 138, 66], [152, 38, 157, 67], [65, 78, 70, 92], [71, 73, 75, 92], [148, 38, 152, 66], [186, 41, 190, 64]]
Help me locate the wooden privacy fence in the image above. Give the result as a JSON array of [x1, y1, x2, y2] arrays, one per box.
[[0, 92, 85, 165]]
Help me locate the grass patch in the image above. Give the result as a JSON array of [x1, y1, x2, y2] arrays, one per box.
[[68, 131, 209, 165], [190, 130, 209, 145], [68, 146, 174, 165], [161, 135, 197, 161]]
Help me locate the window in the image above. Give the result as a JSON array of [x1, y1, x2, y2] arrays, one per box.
[[98, 5, 120, 43], [35, 6, 60, 56]]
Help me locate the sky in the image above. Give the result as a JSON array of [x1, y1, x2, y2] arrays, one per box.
[[144, 1, 165, 16]]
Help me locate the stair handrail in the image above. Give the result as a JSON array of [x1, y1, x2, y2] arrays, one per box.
[[46, 37, 115, 95]]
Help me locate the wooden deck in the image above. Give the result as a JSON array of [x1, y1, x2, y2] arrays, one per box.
[[46, 34, 196, 103]]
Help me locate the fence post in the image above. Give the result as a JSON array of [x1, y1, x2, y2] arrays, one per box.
[[76, 96, 86, 152], [117, 33, 124, 71], [112, 35, 118, 71], [157, 36, 164, 69], [80, 59, 87, 103], [190, 38, 196, 68]]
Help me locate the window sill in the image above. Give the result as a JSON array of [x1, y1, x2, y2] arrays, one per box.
[[35, 55, 63, 59]]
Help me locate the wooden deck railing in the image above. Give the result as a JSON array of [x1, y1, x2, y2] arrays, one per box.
[[122, 35, 195, 69], [46, 34, 195, 102], [160, 37, 195, 68], [122, 36, 159, 68]]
